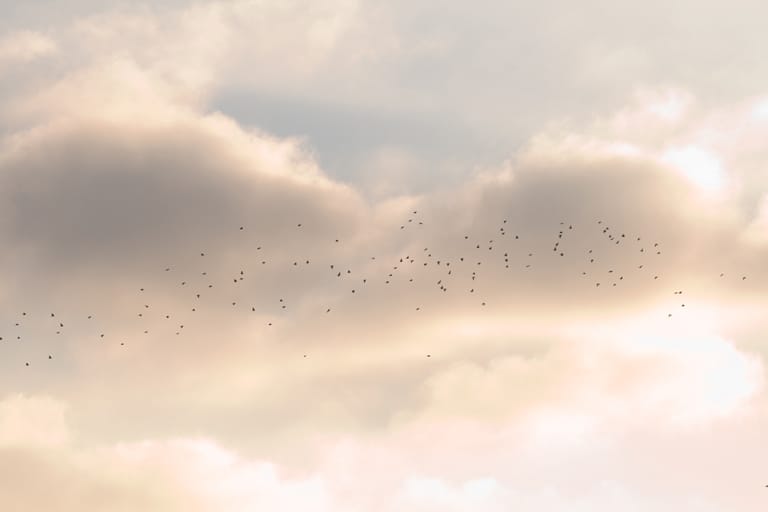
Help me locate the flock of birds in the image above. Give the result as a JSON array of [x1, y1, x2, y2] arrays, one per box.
[[1, 210, 751, 367]]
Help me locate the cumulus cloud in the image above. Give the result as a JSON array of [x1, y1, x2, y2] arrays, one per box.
[[0, 394, 331, 511], [1, 66, 766, 441], [3, 390, 768, 512], [1, 2, 768, 510], [0, 30, 56, 67], [0, 394, 69, 447]]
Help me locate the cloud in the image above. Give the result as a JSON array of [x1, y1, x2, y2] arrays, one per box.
[[418, 326, 764, 429], [0, 393, 69, 447], [3, 391, 768, 512], [1, 76, 766, 449], [0, 3, 768, 509], [0, 30, 56, 67], [0, 394, 332, 511]]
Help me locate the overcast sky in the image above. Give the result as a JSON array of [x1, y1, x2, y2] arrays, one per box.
[[1, 1, 768, 510]]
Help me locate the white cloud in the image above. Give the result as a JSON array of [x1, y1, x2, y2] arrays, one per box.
[[0, 394, 69, 447], [0, 30, 57, 66], [662, 146, 725, 193], [0, 3, 768, 510]]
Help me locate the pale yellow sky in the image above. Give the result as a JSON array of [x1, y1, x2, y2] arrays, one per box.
[[1, 1, 768, 510]]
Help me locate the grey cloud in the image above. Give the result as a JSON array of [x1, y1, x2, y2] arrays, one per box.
[[1, 98, 765, 456], [0, 3, 767, 508]]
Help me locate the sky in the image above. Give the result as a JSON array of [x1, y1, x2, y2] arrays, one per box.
[[1, 1, 768, 510]]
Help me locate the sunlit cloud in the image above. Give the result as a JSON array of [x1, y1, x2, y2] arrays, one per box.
[[0, 30, 57, 66], [1, 1, 767, 510], [662, 146, 725, 193]]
